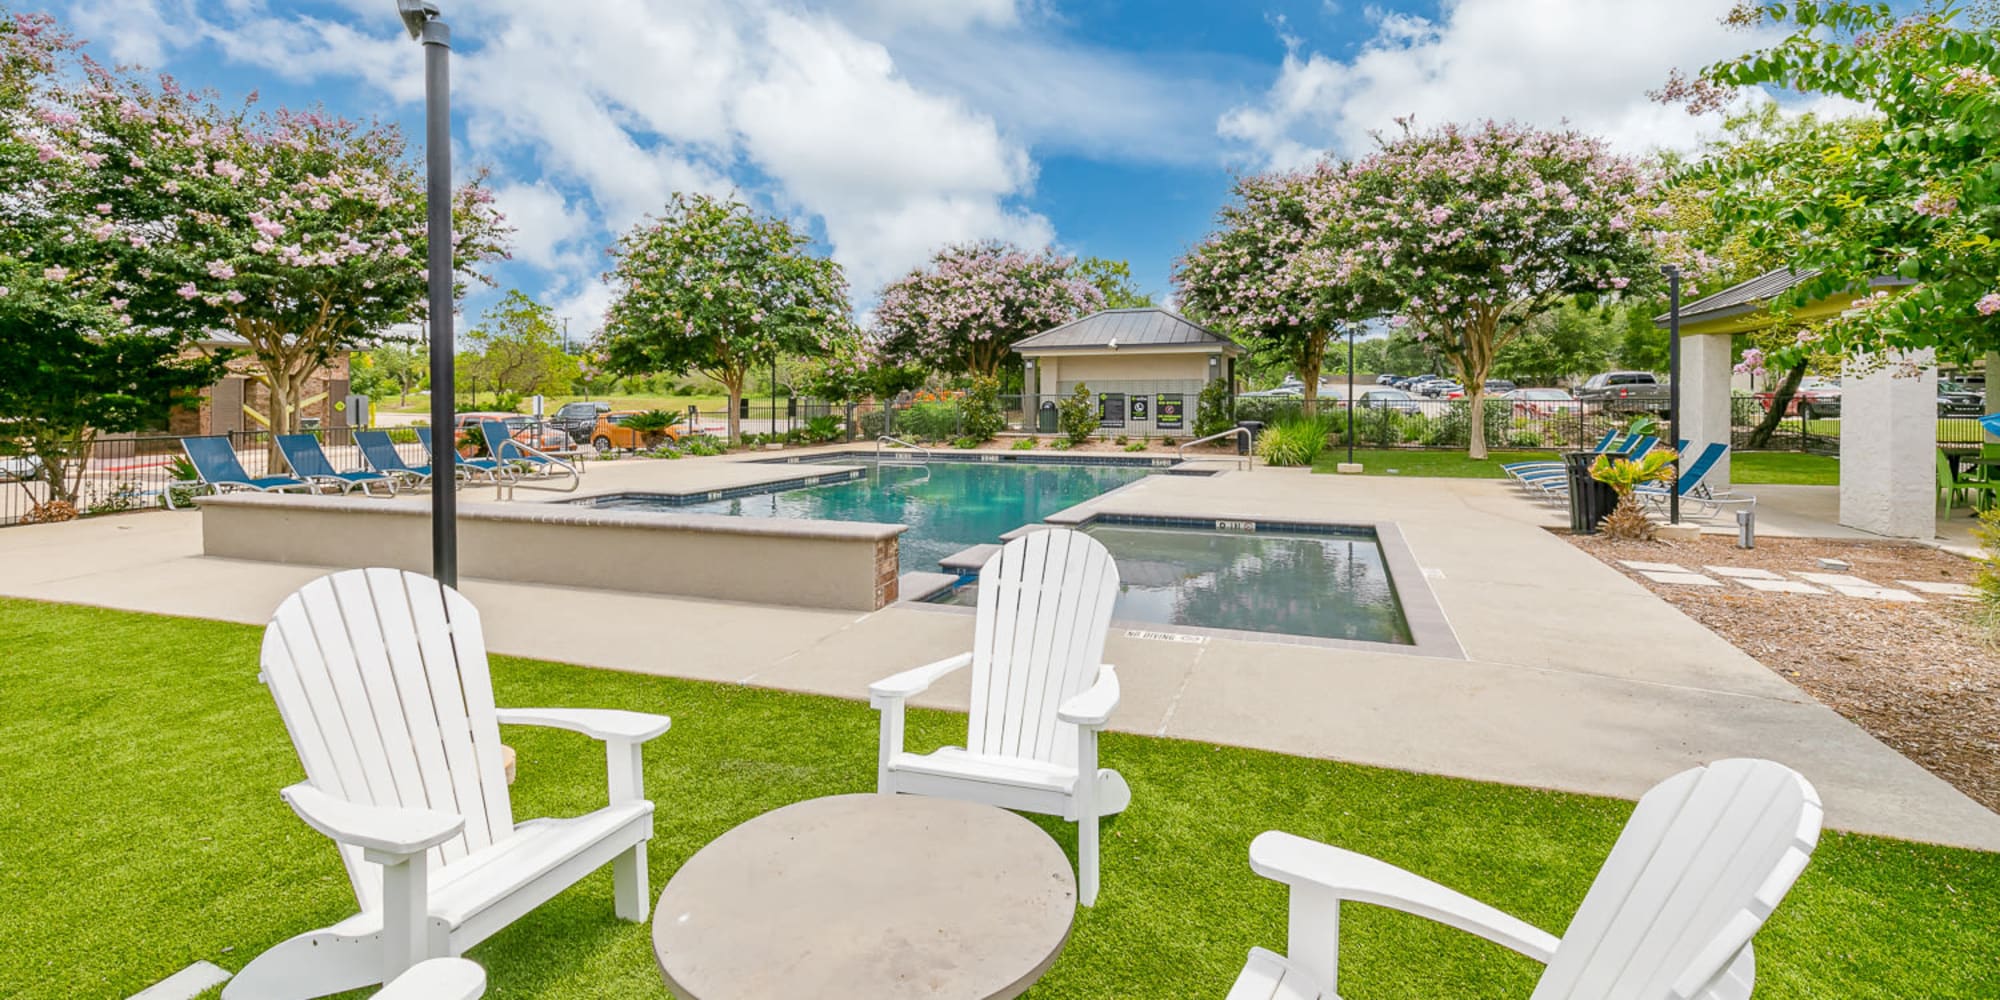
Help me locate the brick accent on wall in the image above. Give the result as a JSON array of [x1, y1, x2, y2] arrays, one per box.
[[874, 537, 900, 609]]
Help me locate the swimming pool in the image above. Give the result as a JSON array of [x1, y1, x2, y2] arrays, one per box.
[[931, 521, 1417, 645], [582, 458, 1158, 572]]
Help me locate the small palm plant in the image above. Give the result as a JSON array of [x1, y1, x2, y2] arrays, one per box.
[[622, 409, 683, 448], [1590, 447, 1679, 541]]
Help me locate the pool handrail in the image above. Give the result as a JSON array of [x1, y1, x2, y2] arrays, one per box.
[[1177, 427, 1253, 471], [876, 435, 933, 465]]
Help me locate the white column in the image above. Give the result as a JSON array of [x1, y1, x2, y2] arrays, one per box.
[[1840, 350, 1937, 539], [1678, 332, 1735, 491]]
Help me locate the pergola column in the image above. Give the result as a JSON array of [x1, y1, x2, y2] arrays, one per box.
[[1679, 332, 1734, 490], [1840, 350, 1937, 539]]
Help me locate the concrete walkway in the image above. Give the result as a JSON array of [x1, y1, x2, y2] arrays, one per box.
[[3, 454, 1994, 852]]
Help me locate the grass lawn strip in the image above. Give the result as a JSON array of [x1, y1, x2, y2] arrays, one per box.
[[1311, 448, 1840, 485], [2, 599, 1994, 999]]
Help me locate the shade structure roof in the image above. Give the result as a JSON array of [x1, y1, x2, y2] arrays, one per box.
[[1013, 308, 1244, 354], [1656, 266, 1913, 335]]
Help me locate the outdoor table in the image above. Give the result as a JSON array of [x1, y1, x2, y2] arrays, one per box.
[[652, 794, 1075, 1000]]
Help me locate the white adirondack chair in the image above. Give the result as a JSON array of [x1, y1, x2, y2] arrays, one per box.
[[376, 958, 485, 1000], [870, 528, 1131, 906], [226, 568, 671, 1000], [1227, 758, 1822, 1000]]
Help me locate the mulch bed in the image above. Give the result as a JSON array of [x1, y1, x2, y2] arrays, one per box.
[[1564, 531, 2000, 814]]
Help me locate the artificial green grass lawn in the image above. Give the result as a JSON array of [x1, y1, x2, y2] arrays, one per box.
[[4, 600, 1996, 999], [1312, 449, 1841, 485]]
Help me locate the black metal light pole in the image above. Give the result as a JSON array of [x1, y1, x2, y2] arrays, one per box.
[[1345, 325, 1356, 467], [401, 0, 456, 586], [1663, 264, 1682, 526]]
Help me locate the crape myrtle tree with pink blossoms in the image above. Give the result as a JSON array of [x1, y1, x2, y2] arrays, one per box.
[[1176, 164, 1362, 418], [0, 13, 227, 514], [873, 241, 1103, 378], [1661, 1, 2000, 369], [34, 52, 510, 444], [1318, 121, 1666, 459], [600, 193, 852, 443]]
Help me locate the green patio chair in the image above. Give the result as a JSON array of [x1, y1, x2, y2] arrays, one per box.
[[1937, 450, 1997, 516]]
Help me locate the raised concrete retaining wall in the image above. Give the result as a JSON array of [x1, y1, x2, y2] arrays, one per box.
[[197, 494, 904, 610]]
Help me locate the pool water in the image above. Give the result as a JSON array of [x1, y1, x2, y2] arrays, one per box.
[[592, 459, 1156, 572], [934, 523, 1413, 645]]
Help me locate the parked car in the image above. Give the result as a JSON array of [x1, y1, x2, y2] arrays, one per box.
[[1353, 387, 1423, 411], [1503, 387, 1576, 416], [454, 412, 573, 452], [1754, 377, 1841, 419], [1375, 373, 1401, 385], [1576, 371, 1671, 413], [1443, 379, 1516, 400], [1420, 379, 1462, 398], [549, 400, 610, 441], [0, 454, 42, 482], [589, 410, 684, 452], [1938, 380, 1985, 417]]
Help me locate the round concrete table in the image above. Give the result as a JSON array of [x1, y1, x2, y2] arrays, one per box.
[[653, 794, 1075, 999]]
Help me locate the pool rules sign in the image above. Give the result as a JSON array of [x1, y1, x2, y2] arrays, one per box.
[[1156, 393, 1184, 430]]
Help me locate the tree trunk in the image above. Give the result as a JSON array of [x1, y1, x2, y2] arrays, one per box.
[[1296, 335, 1327, 419], [1453, 313, 1501, 460], [1746, 360, 1806, 450], [722, 367, 745, 442]]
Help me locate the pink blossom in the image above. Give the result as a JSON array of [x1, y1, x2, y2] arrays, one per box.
[[176, 283, 199, 299], [207, 260, 235, 280], [1978, 294, 2000, 316], [78, 151, 104, 168], [41, 266, 66, 281]]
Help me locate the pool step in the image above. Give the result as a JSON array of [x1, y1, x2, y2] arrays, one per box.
[[939, 544, 1002, 574], [897, 571, 962, 603]]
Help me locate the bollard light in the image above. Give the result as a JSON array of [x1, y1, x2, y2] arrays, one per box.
[[1736, 508, 1755, 549]]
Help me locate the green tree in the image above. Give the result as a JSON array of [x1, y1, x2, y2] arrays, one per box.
[[1074, 256, 1155, 309], [461, 291, 581, 402], [1663, 1, 2000, 365], [601, 193, 851, 441], [874, 242, 1103, 377], [351, 344, 425, 407], [1491, 301, 1618, 386], [0, 14, 226, 512]]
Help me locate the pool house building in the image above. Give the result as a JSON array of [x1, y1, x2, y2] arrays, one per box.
[[1015, 308, 1243, 435]]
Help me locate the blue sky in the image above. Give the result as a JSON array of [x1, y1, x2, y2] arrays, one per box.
[[47, 0, 1809, 334]]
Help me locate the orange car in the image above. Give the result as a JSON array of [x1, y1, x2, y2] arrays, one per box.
[[589, 410, 684, 452]]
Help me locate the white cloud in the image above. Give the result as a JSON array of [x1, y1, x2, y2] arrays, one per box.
[[1220, 0, 1791, 168], [844, 0, 1022, 33], [488, 180, 592, 271]]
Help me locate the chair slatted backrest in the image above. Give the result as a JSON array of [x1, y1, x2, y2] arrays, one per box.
[[261, 568, 517, 913], [277, 434, 338, 478], [967, 530, 1120, 768], [1673, 444, 1728, 496], [182, 435, 252, 485], [354, 430, 413, 474], [1532, 759, 1821, 1000], [480, 420, 525, 462]]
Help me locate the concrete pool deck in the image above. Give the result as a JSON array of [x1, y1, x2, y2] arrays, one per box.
[[2, 451, 1994, 852]]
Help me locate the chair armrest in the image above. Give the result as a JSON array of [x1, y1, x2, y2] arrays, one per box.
[[1057, 664, 1120, 727], [869, 652, 973, 705], [281, 783, 463, 858], [494, 707, 671, 743], [376, 958, 486, 1000], [1248, 831, 1560, 963]]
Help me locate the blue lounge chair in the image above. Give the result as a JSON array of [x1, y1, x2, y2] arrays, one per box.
[[1526, 436, 1664, 503], [1635, 442, 1726, 501], [416, 426, 507, 483], [480, 418, 579, 492], [1501, 430, 1620, 477], [180, 436, 317, 497], [276, 434, 398, 496], [354, 430, 432, 488]]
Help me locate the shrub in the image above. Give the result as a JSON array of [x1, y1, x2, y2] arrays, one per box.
[[1011, 438, 1037, 450], [1058, 383, 1097, 446], [1507, 427, 1547, 448], [1975, 508, 2000, 618], [858, 409, 887, 439], [679, 435, 726, 457], [1123, 441, 1146, 452], [958, 375, 1005, 443], [897, 400, 961, 442], [1160, 436, 1177, 447], [491, 390, 524, 413], [1233, 396, 1305, 426], [1114, 434, 1129, 446], [1050, 439, 1072, 451], [952, 436, 983, 449], [804, 415, 844, 443], [1256, 415, 1336, 467], [1193, 378, 1235, 438]]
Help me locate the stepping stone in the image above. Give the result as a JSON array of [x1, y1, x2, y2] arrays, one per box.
[[1705, 566, 1782, 579], [1816, 558, 1852, 571], [1829, 584, 1923, 602], [1620, 560, 1688, 573], [1796, 572, 1878, 588], [1736, 579, 1827, 594], [1639, 570, 1722, 587], [1897, 580, 1978, 597]]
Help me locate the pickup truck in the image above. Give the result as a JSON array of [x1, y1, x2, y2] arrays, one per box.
[[1575, 371, 1671, 414]]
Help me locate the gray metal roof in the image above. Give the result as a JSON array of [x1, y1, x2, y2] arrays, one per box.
[[1655, 266, 1912, 327], [1012, 308, 1243, 353]]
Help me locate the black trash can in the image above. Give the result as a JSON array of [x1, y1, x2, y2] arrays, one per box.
[[1037, 400, 1058, 433], [1235, 420, 1264, 455], [1564, 451, 1618, 534]]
